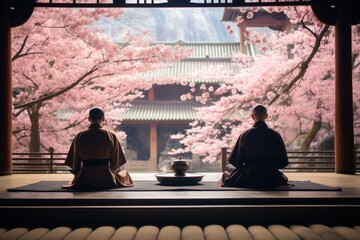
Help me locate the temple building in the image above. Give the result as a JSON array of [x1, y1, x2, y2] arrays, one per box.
[[120, 9, 293, 171], [221, 7, 291, 54], [54, 9, 291, 172], [119, 41, 243, 171]]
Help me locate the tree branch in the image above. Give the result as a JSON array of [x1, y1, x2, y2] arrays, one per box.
[[13, 65, 100, 110], [12, 35, 43, 62], [268, 24, 330, 105]]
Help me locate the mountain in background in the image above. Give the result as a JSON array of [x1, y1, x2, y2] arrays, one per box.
[[99, 7, 240, 42]]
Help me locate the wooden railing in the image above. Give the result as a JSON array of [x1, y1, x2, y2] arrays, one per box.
[[220, 147, 360, 172], [11, 148, 360, 173], [12, 150, 152, 173], [11, 152, 221, 173]]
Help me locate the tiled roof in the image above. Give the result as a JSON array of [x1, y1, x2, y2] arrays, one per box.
[[136, 60, 241, 83], [161, 42, 241, 59], [57, 43, 245, 122], [54, 108, 76, 120], [55, 101, 203, 122], [134, 42, 256, 83], [121, 42, 252, 83], [221, 8, 288, 23], [120, 101, 203, 121]]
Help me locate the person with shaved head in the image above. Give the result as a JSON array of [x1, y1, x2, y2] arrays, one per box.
[[218, 104, 289, 188], [64, 107, 133, 189]]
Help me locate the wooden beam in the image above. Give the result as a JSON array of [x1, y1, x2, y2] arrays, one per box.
[[30, 0, 311, 9]]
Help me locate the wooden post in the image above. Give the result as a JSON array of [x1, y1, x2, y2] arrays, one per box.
[[149, 122, 158, 171], [148, 87, 157, 171], [221, 147, 227, 172], [0, 0, 13, 175], [148, 87, 155, 101], [239, 22, 247, 54], [335, 0, 355, 174], [49, 147, 55, 173]]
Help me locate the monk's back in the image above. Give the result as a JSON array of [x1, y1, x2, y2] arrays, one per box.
[[76, 127, 115, 160]]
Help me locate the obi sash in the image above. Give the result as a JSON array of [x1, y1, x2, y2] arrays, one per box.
[[82, 159, 110, 167]]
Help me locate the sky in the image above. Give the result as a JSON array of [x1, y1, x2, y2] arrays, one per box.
[[98, 7, 240, 42]]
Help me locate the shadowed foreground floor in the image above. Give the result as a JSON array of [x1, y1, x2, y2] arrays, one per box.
[[0, 172, 360, 238]]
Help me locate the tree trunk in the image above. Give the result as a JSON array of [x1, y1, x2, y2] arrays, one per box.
[[301, 119, 322, 151], [28, 104, 42, 153]]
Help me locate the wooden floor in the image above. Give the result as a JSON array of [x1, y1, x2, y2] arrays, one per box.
[[1, 172, 360, 227]]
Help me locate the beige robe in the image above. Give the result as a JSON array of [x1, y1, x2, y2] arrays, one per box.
[[64, 123, 133, 189]]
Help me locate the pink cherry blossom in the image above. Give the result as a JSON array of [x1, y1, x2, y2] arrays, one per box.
[[11, 7, 191, 152], [247, 12, 254, 19], [236, 16, 244, 24], [175, 6, 360, 163]]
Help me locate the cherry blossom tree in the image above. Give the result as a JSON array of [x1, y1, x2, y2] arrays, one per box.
[[174, 6, 360, 163], [11, 7, 192, 153]]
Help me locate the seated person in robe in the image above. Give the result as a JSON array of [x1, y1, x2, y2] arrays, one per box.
[[63, 107, 133, 189], [218, 104, 289, 188]]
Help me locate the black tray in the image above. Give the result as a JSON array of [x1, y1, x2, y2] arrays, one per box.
[[155, 173, 204, 186]]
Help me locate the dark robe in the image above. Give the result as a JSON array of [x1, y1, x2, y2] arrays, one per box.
[[63, 123, 133, 189], [218, 121, 289, 188]]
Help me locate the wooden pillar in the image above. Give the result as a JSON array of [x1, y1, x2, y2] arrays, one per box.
[[335, 0, 355, 174], [148, 87, 157, 171], [0, 0, 13, 175], [149, 122, 158, 171], [239, 22, 247, 54], [148, 87, 155, 101], [221, 147, 227, 172]]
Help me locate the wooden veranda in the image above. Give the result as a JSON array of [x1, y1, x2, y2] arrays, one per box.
[[1, 2, 360, 238], [1, 0, 358, 176]]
